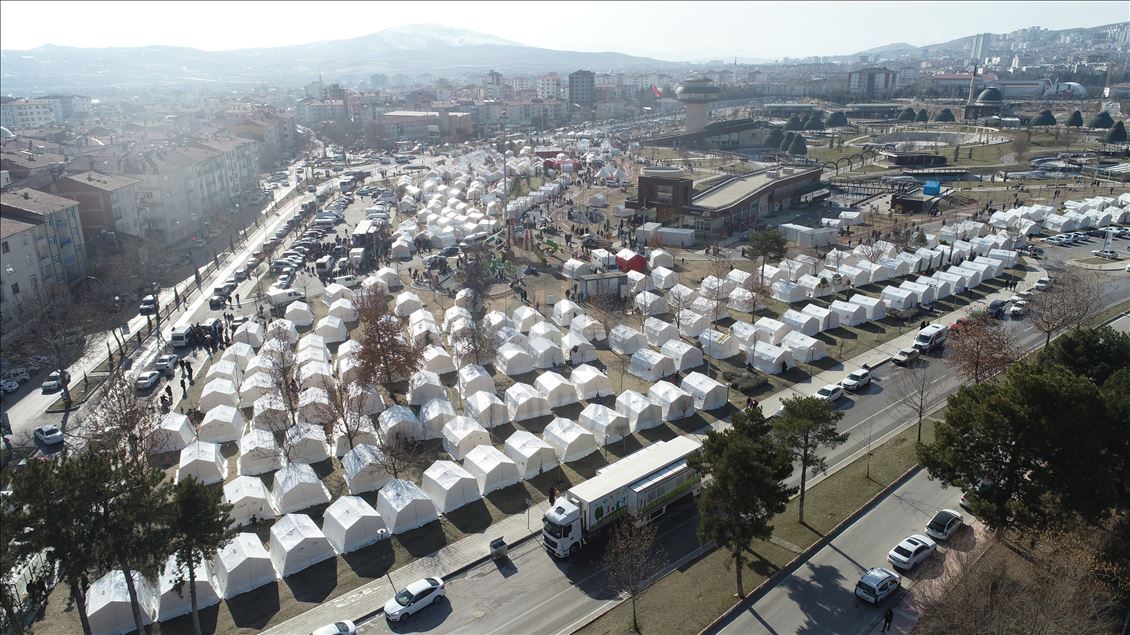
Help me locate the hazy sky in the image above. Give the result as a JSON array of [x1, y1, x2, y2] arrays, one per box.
[[1, 1, 1126, 61]]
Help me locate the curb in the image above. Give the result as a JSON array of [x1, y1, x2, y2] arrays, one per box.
[[698, 464, 923, 635]]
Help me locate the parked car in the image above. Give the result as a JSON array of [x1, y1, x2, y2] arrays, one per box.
[[961, 478, 995, 512], [135, 371, 161, 391], [209, 294, 227, 310], [34, 425, 65, 445], [841, 369, 872, 392], [987, 299, 1007, 319], [41, 371, 70, 393], [138, 295, 158, 315], [1092, 249, 1119, 260], [384, 577, 446, 621], [0, 379, 19, 394], [310, 622, 356, 635], [1009, 301, 1028, 318], [925, 509, 965, 541], [307, 185, 317, 193], [855, 567, 901, 605], [3, 368, 30, 383], [887, 534, 936, 570], [155, 354, 180, 374], [892, 347, 920, 366], [816, 384, 843, 402]]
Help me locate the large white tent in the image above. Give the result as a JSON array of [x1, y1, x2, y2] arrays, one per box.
[[238, 429, 283, 476], [511, 305, 540, 333], [441, 416, 491, 461], [652, 266, 679, 290], [569, 314, 607, 342], [463, 445, 522, 494], [571, 364, 613, 400], [457, 364, 495, 396], [699, 330, 740, 360], [530, 321, 564, 345], [206, 360, 244, 387], [543, 417, 598, 462], [801, 304, 840, 332], [221, 342, 256, 370], [828, 300, 868, 327], [157, 555, 219, 622], [213, 533, 275, 599], [408, 369, 446, 406], [609, 325, 647, 356], [781, 309, 821, 337], [635, 291, 666, 316], [269, 513, 335, 577], [271, 463, 331, 514], [681, 372, 729, 410], [578, 404, 630, 445], [314, 316, 348, 343], [505, 382, 551, 421], [322, 496, 388, 554], [377, 479, 439, 534], [422, 460, 482, 513], [616, 390, 663, 432], [528, 336, 565, 369], [378, 405, 422, 442], [535, 371, 580, 408], [152, 412, 194, 454], [284, 301, 314, 327], [629, 348, 677, 382], [643, 318, 679, 348], [394, 292, 422, 317], [198, 404, 243, 444], [177, 441, 228, 486], [847, 294, 887, 321], [422, 345, 457, 375], [86, 570, 157, 635], [233, 321, 265, 348], [239, 372, 276, 409], [224, 475, 275, 527], [748, 341, 795, 375], [649, 381, 695, 421], [496, 342, 535, 376], [342, 444, 392, 495], [780, 331, 829, 363], [504, 430, 558, 480], [661, 339, 704, 372], [199, 378, 239, 412], [552, 299, 583, 327], [675, 310, 708, 338], [563, 331, 598, 365], [465, 391, 508, 429], [284, 422, 331, 464], [420, 399, 457, 440]]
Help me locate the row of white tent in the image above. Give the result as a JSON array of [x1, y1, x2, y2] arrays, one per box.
[[989, 194, 1130, 236]]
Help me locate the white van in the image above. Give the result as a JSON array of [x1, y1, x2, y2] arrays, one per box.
[[313, 217, 336, 228], [913, 324, 948, 354], [170, 326, 191, 348], [315, 255, 336, 274], [333, 274, 361, 288], [266, 288, 306, 307]]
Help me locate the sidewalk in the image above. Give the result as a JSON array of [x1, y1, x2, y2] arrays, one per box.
[[267, 260, 1047, 632]]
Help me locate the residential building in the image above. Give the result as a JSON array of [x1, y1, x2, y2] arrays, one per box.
[[370, 73, 389, 89], [971, 33, 993, 63], [538, 73, 563, 100], [224, 111, 296, 169], [374, 110, 473, 144], [295, 99, 348, 124], [847, 67, 897, 98], [40, 95, 93, 120], [895, 67, 921, 90], [0, 99, 61, 130], [0, 147, 68, 190], [568, 70, 597, 111], [52, 171, 144, 238]]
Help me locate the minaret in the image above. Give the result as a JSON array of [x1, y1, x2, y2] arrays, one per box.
[[966, 65, 979, 105]]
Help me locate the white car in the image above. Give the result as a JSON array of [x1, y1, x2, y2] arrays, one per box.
[[384, 577, 446, 621], [135, 371, 161, 391], [34, 425, 65, 445], [1034, 277, 1052, 291], [816, 384, 843, 402], [41, 371, 69, 393], [155, 354, 179, 373], [1009, 301, 1028, 318], [855, 567, 901, 605], [0, 379, 18, 394], [310, 621, 356, 635], [925, 509, 964, 541], [887, 534, 937, 570], [841, 369, 872, 392]]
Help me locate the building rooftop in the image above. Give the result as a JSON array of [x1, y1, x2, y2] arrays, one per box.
[[64, 171, 141, 191], [0, 216, 37, 240], [1, 188, 79, 216], [691, 167, 819, 211]]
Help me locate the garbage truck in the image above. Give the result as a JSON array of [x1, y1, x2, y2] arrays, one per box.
[[542, 435, 702, 558]]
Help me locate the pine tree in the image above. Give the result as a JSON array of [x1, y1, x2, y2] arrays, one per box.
[[170, 478, 237, 635]]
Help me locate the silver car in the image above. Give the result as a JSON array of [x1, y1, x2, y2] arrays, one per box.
[[384, 577, 446, 621]]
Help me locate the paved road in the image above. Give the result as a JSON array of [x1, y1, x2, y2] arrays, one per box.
[[714, 470, 967, 635]]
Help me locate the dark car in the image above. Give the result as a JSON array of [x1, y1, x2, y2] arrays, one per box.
[[987, 300, 1007, 319], [440, 246, 459, 257]]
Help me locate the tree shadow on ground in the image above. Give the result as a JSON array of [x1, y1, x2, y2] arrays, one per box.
[[341, 539, 396, 578], [226, 581, 281, 629], [282, 558, 338, 603], [394, 520, 448, 558]]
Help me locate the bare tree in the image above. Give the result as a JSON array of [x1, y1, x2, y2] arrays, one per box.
[[1028, 269, 1105, 347], [9, 286, 98, 406], [854, 239, 883, 264], [892, 360, 943, 443], [354, 290, 422, 387], [602, 517, 667, 632], [947, 314, 1020, 383], [450, 321, 497, 368], [665, 285, 696, 335], [79, 367, 160, 467], [314, 376, 373, 454], [262, 338, 300, 429]]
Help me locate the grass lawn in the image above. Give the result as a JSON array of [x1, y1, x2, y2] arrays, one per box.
[[579, 419, 937, 635]]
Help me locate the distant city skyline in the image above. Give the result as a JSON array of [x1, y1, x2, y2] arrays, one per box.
[[1, 1, 1127, 62]]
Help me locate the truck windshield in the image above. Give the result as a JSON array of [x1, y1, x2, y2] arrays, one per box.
[[542, 518, 565, 538]]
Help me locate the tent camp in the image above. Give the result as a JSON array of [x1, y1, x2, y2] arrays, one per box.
[[496, 342, 535, 376], [511, 305, 540, 332], [801, 304, 840, 332], [649, 248, 675, 269], [269, 513, 335, 577], [571, 364, 614, 400], [238, 429, 283, 476], [616, 390, 663, 432], [648, 381, 695, 420], [408, 370, 446, 406], [652, 266, 679, 290], [342, 444, 392, 495], [422, 460, 482, 513], [199, 378, 239, 412], [213, 533, 275, 599], [463, 445, 522, 494], [609, 325, 647, 355], [542, 417, 598, 462], [675, 309, 709, 338], [394, 292, 422, 317], [377, 479, 439, 534], [465, 391, 508, 429], [420, 399, 456, 440], [504, 430, 559, 480], [681, 372, 729, 410], [284, 302, 314, 327], [177, 441, 228, 486], [86, 570, 157, 635], [699, 329, 740, 360], [569, 314, 607, 342], [198, 404, 243, 443], [635, 291, 666, 316], [847, 294, 887, 321], [553, 299, 584, 327], [535, 371, 579, 408], [780, 331, 829, 363], [271, 463, 331, 514], [629, 348, 677, 381], [661, 339, 705, 372], [457, 364, 494, 396], [781, 309, 820, 336], [421, 345, 457, 375], [322, 496, 388, 554], [506, 382, 551, 421], [578, 404, 630, 445], [442, 416, 491, 460], [157, 555, 219, 622], [224, 475, 275, 527], [528, 337, 566, 369], [748, 341, 795, 375], [152, 412, 194, 454], [563, 331, 598, 365]]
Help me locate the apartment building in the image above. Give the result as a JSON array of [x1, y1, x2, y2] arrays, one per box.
[[224, 110, 296, 170], [52, 171, 144, 238], [0, 99, 61, 130], [538, 74, 563, 100]]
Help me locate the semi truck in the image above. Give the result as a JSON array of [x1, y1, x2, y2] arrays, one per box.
[[542, 435, 702, 558]]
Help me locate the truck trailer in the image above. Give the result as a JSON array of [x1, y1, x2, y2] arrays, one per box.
[[542, 436, 702, 558]]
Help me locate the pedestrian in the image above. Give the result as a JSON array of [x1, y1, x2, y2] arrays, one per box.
[[180, 378, 187, 396], [235, 293, 241, 307], [881, 607, 894, 632]]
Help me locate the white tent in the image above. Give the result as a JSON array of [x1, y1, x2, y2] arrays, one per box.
[[197, 404, 242, 444], [827, 299, 868, 327], [728, 322, 758, 351], [681, 372, 729, 410], [950, 265, 983, 289], [543, 417, 598, 462], [699, 329, 739, 360], [271, 463, 331, 514], [506, 382, 551, 421], [496, 342, 535, 376], [157, 555, 219, 622], [394, 292, 422, 317], [536, 371, 579, 408], [239, 372, 276, 408], [751, 317, 788, 346], [233, 321, 265, 349], [238, 429, 283, 476], [267, 319, 299, 345], [626, 270, 653, 295], [780, 331, 829, 363], [748, 341, 795, 375], [801, 304, 840, 332], [781, 309, 820, 336], [728, 287, 755, 313], [377, 479, 439, 534], [342, 444, 392, 495], [457, 364, 494, 396], [86, 570, 157, 635], [323, 283, 354, 305], [771, 280, 807, 304], [675, 309, 708, 338], [571, 364, 614, 400], [648, 248, 675, 269], [530, 321, 564, 345], [441, 416, 491, 461], [552, 299, 584, 327], [314, 316, 348, 343], [616, 390, 663, 432], [504, 430, 559, 480], [378, 405, 423, 442], [221, 342, 256, 370], [559, 332, 594, 366], [328, 298, 358, 323], [206, 359, 244, 387], [563, 258, 592, 279], [422, 460, 482, 513], [609, 325, 647, 356], [629, 348, 677, 381], [284, 422, 331, 464], [699, 275, 729, 300], [667, 283, 697, 310], [443, 306, 473, 332], [322, 496, 388, 554], [900, 280, 936, 305], [652, 266, 679, 290], [690, 297, 725, 323], [199, 378, 239, 412], [298, 360, 334, 391], [881, 286, 917, 311], [528, 336, 566, 369], [579, 404, 630, 445], [643, 318, 679, 348], [569, 314, 607, 342], [847, 294, 887, 321], [284, 301, 314, 327], [420, 399, 457, 440], [177, 441, 228, 486], [465, 391, 508, 429], [152, 412, 194, 454], [635, 291, 666, 316], [511, 305, 540, 332], [269, 513, 335, 577], [213, 533, 275, 599], [649, 381, 695, 421], [224, 475, 275, 527], [251, 394, 289, 432], [463, 445, 522, 494], [661, 339, 705, 372], [408, 369, 446, 406]]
